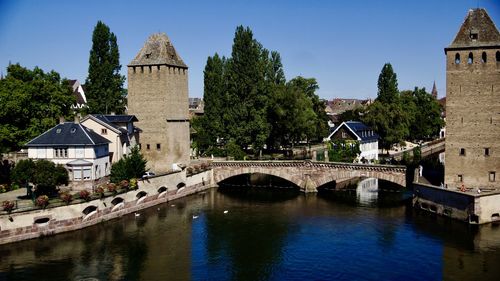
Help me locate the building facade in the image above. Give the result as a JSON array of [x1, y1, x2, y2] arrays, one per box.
[[326, 121, 379, 162], [26, 122, 111, 182], [81, 114, 139, 163], [127, 33, 190, 173], [444, 8, 500, 189]]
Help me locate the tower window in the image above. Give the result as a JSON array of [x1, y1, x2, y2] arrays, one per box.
[[496, 51, 500, 62], [485, 148, 490, 156], [156, 143, 161, 150], [490, 172, 496, 182], [470, 32, 478, 41], [455, 53, 461, 64], [146, 144, 150, 150], [460, 148, 466, 156], [458, 174, 463, 182], [468, 52, 473, 64], [482, 52, 487, 63]]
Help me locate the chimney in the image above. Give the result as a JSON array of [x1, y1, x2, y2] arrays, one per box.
[[74, 113, 81, 124], [110, 111, 116, 115], [59, 116, 65, 124]]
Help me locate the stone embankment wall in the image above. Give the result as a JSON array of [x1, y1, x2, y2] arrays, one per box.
[[0, 170, 213, 245], [413, 182, 500, 224]]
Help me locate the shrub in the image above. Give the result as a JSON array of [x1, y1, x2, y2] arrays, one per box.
[[200, 163, 208, 170], [107, 183, 117, 193], [186, 167, 194, 175], [2, 200, 15, 213], [193, 165, 200, 172], [119, 179, 129, 189], [129, 178, 138, 190], [59, 191, 73, 204], [35, 195, 49, 208], [95, 186, 105, 198], [79, 190, 91, 201], [0, 184, 7, 193]]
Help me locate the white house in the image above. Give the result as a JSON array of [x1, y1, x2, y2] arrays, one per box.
[[26, 122, 111, 182], [81, 114, 139, 163], [326, 121, 379, 162]]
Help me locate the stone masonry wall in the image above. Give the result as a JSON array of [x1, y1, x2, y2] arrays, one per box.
[[445, 48, 500, 189], [127, 64, 190, 173]]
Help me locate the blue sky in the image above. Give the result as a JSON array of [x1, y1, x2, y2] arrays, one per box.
[[0, 0, 498, 100]]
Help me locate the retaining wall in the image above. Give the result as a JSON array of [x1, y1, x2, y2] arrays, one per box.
[[0, 170, 213, 245]]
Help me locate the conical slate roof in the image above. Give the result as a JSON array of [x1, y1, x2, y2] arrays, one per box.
[[446, 8, 500, 51], [129, 33, 187, 68]]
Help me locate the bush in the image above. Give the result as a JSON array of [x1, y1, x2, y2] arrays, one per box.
[[129, 178, 138, 190], [110, 146, 147, 183], [59, 191, 73, 205], [95, 186, 105, 198], [35, 195, 49, 208], [186, 167, 194, 175], [107, 183, 117, 193], [2, 200, 15, 213], [226, 140, 246, 160], [79, 190, 91, 201], [119, 180, 129, 189]]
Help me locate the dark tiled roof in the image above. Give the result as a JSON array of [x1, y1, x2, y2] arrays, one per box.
[[447, 8, 500, 50], [344, 121, 379, 142], [26, 123, 110, 147], [101, 115, 138, 123], [129, 33, 187, 68]]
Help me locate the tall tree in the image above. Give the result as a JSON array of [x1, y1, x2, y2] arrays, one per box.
[[85, 21, 125, 114], [225, 26, 270, 152], [0, 64, 75, 152], [377, 63, 399, 104], [406, 87, 444, 140]]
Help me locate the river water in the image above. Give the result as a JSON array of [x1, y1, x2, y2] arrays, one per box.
[[1, 177, 500, 281]]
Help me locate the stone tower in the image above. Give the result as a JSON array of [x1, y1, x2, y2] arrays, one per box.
[[127, 33, 190, 173], [444, 8, 500, 189]]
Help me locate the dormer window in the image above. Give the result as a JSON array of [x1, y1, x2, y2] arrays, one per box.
[[56, 128, 61, 134], [70, 128, 76, 133]]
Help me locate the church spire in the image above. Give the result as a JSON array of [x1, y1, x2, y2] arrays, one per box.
[[431, 81, 438, 98]]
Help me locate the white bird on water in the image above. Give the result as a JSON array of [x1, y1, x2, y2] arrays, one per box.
[[134, 213, 140, 217], [192, 215, 199, 219], [223, 210, 229, 214]]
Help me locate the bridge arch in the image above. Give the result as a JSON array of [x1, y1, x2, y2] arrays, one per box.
[[212, 161, 406, 192]]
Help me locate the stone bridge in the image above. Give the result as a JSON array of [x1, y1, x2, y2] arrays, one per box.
[[211, 161, 407, 193]]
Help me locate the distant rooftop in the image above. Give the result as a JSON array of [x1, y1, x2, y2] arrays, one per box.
[[446, 8, 500, 51], [128, 33, 187, 68]]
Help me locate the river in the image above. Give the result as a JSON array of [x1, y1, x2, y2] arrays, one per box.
[[0, 177, 499, 281]]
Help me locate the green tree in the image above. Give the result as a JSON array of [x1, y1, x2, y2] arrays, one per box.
[[11, 158, 36, 186], [0, 64, 75, 152], [85, 21, 125, 114], [407, 87, 444, 140], [377, 63, 399, 104], [110, 146, 147, 183], [327, 140, 361, 163], [225, 26, 270, 152]]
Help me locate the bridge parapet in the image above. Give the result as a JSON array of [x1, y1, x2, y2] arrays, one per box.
[[211, 160, 407, 192]]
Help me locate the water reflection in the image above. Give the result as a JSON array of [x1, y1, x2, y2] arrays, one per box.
[[1, 183, 500, 280]]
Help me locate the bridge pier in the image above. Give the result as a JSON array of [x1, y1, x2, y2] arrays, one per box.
[[302, 174, 318, 193]]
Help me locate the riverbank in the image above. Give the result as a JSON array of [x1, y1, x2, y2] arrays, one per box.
[[0, 169, 213, 245]]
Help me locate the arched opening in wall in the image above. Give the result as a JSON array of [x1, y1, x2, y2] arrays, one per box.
[[468, 52, 473, 64], [136, 191, 148, 205], [111, 197, 124, 206], [82, 205, 98, 215], [496, 51, 500, 63], [158, 186, 167, 193], [455, 53, 461, 64], [158, 186, 168, 198], [82, 205, 98, 221], [218, 173, 300, 202], [482, 52, 487, 63], [177, 182, 186, 189], [136, 191, 147, 199], [111, 197, 125, 211], [34, 217, 50, 224]]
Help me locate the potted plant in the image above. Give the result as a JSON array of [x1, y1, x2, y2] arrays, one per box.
[[107, 183, 117, 194], [35, 195, 49, 209], [95, 186, 105, 198], [59, 191, 73, 205], [119, 179, 129, 190], [79, 190, 91, 201], [2, 200, 15, 213], [129, 178, 138, 190]]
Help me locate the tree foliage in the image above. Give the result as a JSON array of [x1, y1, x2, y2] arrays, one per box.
[[193, 26, 328, 156], [0, 64, 75, 152], [327, 140, 361, 163], [110, 146, 147, 183], [85, 21, 125, 114], [11, 159, 68, 196]]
